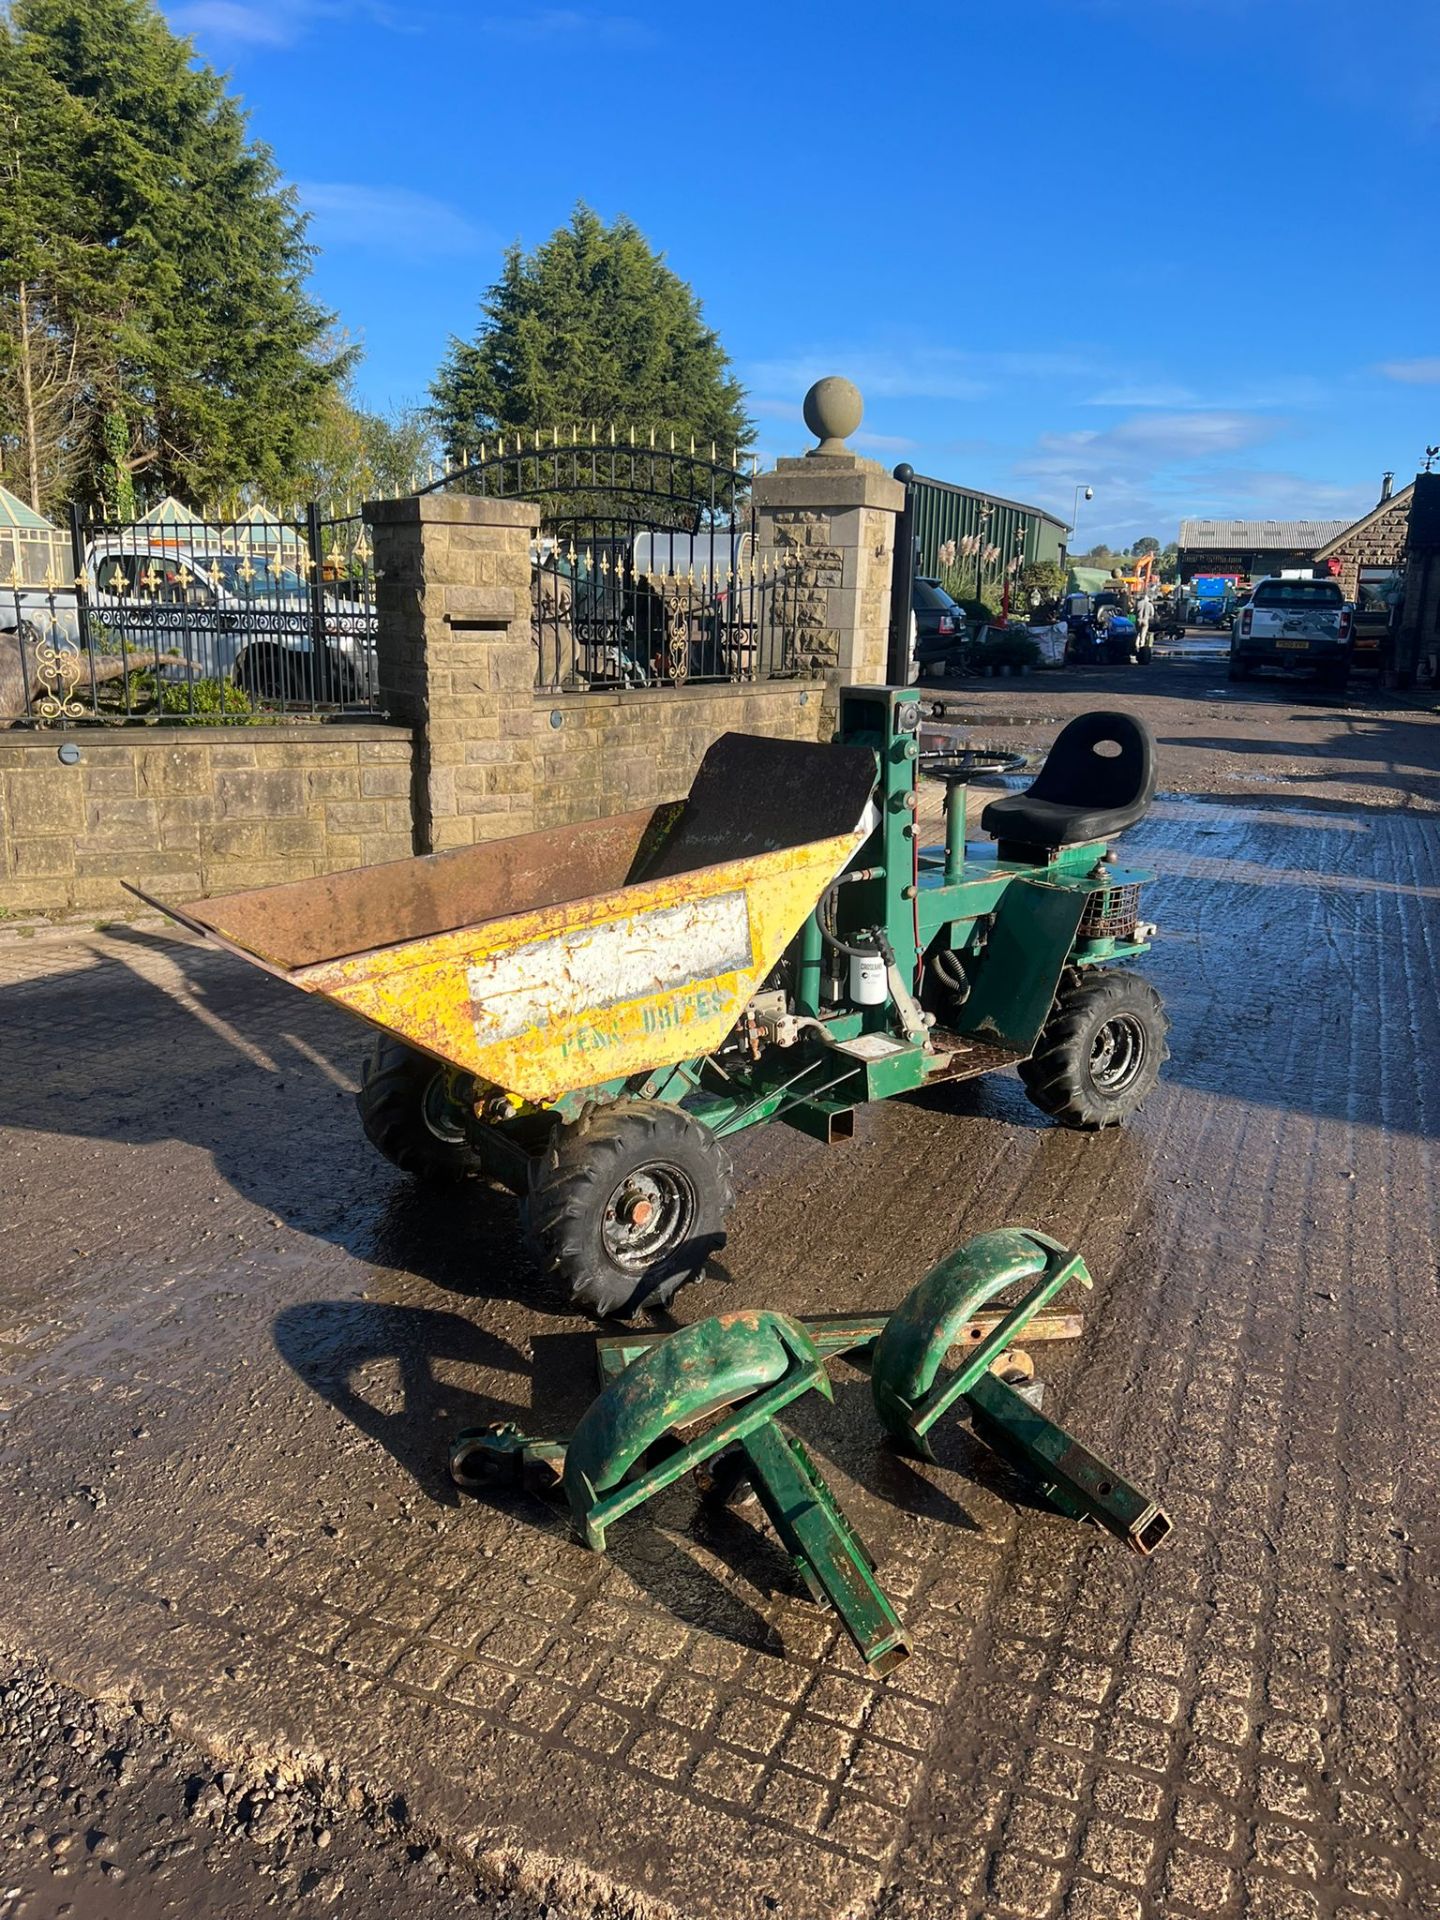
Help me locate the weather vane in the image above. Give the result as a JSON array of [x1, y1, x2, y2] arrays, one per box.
[[1425, 444, 1439, 473]]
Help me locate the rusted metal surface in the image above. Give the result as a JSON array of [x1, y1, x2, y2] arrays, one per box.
[[158, 804, 680, 972], [297, 829, 862, 1101], [593, 1306, 1085, 1382], [138, 733, 875, 1105], [922, 1033, 1028, 1085], [638, 733, 878, 878], [967, 1370, 1174, 1555]]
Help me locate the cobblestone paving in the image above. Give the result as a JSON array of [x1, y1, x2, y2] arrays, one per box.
[[1, 781, 1436, 1918]]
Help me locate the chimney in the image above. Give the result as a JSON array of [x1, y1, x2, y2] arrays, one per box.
[[1381, 471, 1394, 502]]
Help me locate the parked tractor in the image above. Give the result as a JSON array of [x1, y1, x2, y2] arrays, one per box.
[[139, 690, 1168, 1317]]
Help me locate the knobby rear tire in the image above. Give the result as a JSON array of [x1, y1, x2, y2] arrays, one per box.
[[1019, 968, 1170, 1130]]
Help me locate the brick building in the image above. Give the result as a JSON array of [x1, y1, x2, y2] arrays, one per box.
[[1311, 474, 1413, 615]]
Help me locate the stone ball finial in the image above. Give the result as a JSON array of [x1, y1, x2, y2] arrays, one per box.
[[802, 376, 863, 455]]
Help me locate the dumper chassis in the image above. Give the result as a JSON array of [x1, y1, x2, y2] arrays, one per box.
[[140, 688, 1168, 1318]]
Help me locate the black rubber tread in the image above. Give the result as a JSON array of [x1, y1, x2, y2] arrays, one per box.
[[1227, 657, 1250, 681], [355, 1033, 481, 1180], [1019, 968, 1170, 1130], [524, 1101, 734, 1318]]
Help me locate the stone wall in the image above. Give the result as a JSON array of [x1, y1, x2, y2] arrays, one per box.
[[0, 723, 415, 916], [367, 494, 536, 854], [533, 682, 824, 830], [752, 456, 905, 699], [0, 426, 902, 919]]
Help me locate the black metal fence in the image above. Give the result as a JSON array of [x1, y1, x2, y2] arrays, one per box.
[[530, 531, 804, 691], [421, 433, 806, 691], [1, 505, 378, 726]]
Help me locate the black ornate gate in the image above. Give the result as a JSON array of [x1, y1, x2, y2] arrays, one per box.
[[418, 431, 794, 691]]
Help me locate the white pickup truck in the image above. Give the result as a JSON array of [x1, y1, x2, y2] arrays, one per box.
[[1228, 576, 1352, 692]]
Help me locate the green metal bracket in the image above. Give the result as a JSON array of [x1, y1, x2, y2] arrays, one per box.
[[453, 1310, 912, 1674], [864, 1228, 1172, 1554], [738, 1421, 909, 1674], [561, 1310, 829, 1551], [966, 1370, 1173, 1555], [871, 1227, 1092, 1459], [594, 1305, 1085, 1384], [449, 1420, 567, 1496], [451, 1232, 1170, 1678]]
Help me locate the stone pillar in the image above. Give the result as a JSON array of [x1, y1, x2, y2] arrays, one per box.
[[365, 493, 539, 851], [751, 378, 905, 696]]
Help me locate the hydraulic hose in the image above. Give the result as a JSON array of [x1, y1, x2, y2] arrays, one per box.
[[817, 867, 885, 962], [930, 945, 971, 1003]]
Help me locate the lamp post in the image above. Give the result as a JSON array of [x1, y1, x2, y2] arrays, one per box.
[[1071, 484, 1094, 557]]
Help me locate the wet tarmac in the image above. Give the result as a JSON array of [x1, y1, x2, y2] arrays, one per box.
[[2, 661, 1438, 1919]]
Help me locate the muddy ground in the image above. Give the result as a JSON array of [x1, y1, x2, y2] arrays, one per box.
[[2, 655, 1438, 1920]]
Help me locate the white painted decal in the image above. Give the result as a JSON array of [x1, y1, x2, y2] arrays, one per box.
[[467, 890, 753, 1042]]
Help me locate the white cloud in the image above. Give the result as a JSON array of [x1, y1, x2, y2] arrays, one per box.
[[1107, 412, 1280, 456], [167, 0, 416, 50], [1002, 411, 1336, 545], [749, 398, 804, 424], [169, 1, 296, 44], [1182, 468, 1375, 517], [1086, 374, 1330, 411], [1378, 358, 1440, 384], [474, 8, 652, 45], [1016, 412, 1279, 485], [1085, 383, 1199, 408], [854, 431, 918, 455], [300, 181, 490, 257], [744, 344, 1102, 408]]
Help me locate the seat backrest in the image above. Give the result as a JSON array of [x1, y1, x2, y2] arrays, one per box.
[[1026, 710, 1156, 813]]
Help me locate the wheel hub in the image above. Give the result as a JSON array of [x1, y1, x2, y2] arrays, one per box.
[[1089, 1013, 1146, 1095], [421, 1069, 470, 1145], [602, 1164, 694, 1272]]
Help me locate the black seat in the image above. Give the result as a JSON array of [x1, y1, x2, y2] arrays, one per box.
[[980, 710, 1156, 851]]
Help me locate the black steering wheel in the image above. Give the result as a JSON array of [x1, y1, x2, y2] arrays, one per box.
[[919, 748, 1028, 782]]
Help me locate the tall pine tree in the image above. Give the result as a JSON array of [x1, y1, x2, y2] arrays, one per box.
[[431, 206, 752, 461], [0, 0, 348, 513]]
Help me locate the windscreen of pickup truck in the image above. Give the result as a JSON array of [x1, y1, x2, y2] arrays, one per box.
[[1252, 581, 1343, 607]]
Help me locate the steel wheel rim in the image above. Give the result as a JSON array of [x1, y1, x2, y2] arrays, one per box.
[[601, 1162, 695, 1272], [421, 1071, 468, 1146], [1089, 1012, 1147, 1095]]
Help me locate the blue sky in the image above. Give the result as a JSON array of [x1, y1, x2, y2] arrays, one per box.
[[166, 0, 1437, 546]]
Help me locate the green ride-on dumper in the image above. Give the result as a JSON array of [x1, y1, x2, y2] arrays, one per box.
[[139, 690, 1167, 1318]]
